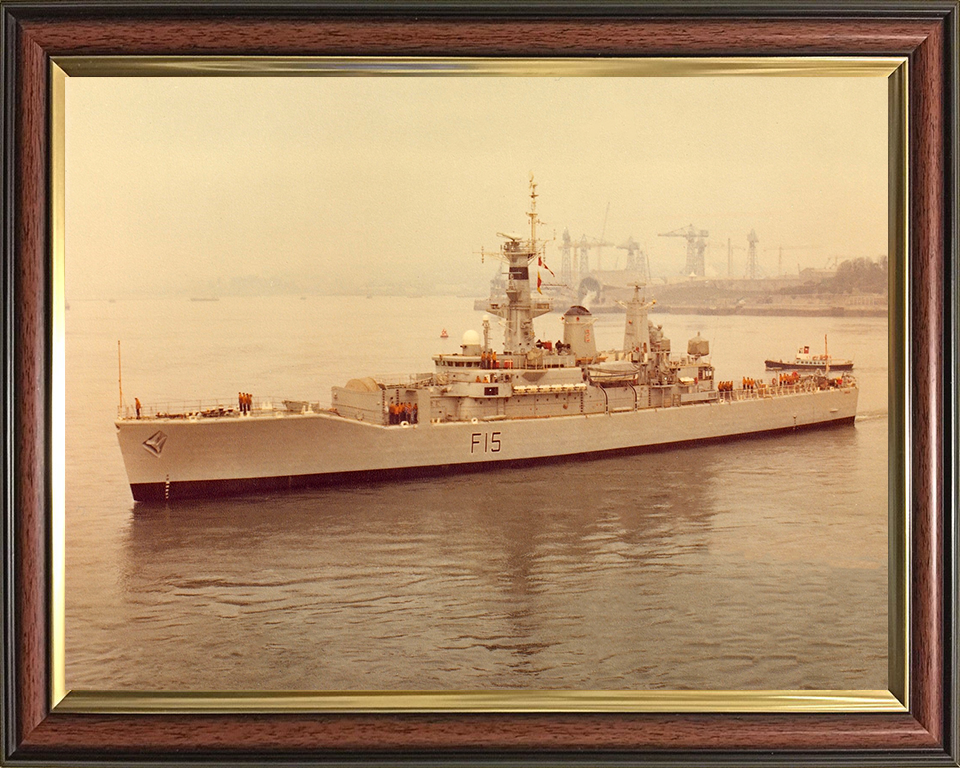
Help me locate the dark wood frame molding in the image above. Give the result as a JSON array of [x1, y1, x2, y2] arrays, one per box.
[[2, 2, 957, 765]]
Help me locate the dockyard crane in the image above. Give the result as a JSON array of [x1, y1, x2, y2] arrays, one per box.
[[597, 201, 611, 271], [560, 228, 575, 287], [726, 237, 747, 279], [764, 243, 819, 276], [557, 230, 614, 284], [575, 235, 614, 279], [659, 225, 708, 277], [746, 229, 760, 279], [618, 237, 651, 284]]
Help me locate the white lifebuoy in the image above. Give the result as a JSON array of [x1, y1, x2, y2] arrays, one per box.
[[471, 417, 479, 424]]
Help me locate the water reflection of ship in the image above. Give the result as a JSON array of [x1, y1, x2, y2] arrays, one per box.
[[118, 445, 732, 690], [124, 448, 717, 538]]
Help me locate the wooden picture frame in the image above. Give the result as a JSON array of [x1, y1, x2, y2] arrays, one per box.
[[2, 2, 957, 765]]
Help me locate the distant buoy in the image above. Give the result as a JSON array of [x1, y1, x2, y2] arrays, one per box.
[[440, 328, 449, 338]]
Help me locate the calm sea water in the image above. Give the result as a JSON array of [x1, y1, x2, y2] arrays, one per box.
[[65, 296, 888, 691]]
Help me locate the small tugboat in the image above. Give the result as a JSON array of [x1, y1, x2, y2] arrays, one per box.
[[765, 336, 854, 372], [116, 178, 858, 502]]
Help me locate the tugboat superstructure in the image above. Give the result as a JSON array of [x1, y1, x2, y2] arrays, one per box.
[[116, 178, 859, 501], [765, 337, 855, 372]]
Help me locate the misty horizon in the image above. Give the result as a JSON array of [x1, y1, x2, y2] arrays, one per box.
[[65, 75, 888, 302]]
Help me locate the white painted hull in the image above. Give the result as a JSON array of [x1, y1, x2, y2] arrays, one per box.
[[116, 386, 858, 501]]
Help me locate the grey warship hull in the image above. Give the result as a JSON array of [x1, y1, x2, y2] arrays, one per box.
[[117, 384, 857, 502]]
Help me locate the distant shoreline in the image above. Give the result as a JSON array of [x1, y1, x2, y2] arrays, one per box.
[[651, 304, 886, 318]]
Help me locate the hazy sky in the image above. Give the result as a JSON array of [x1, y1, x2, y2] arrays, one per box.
[[65, 75, 888, 298]]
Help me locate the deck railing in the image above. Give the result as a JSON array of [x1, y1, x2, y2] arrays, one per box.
[[717, 380, 838, 402], [118, 375, 852, 419], [372, 372, 435, 389], [117, 395, 303, 420]]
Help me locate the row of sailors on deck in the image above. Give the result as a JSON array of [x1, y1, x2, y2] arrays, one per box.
[[718, 379, 764, 392], [480, 341, 571, 370], [388, 400, 418, 425]]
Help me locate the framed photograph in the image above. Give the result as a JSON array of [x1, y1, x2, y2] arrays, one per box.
[[2, 2, 957, 766]]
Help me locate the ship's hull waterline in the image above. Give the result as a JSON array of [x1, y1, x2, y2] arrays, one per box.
[[117, 387, 857, 502]]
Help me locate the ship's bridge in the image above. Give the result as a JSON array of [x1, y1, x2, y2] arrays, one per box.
[[433, 347, 578, 377], [433, 354, 484, 369], [433, 353, 511, 384]]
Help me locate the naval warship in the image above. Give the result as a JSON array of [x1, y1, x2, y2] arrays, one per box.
[[116, 179, 859, 502]]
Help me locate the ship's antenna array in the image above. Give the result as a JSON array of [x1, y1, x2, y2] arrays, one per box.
[[480, 176, 553, 354], [527, 172, 538, 246], [118, 339, 123, 413]]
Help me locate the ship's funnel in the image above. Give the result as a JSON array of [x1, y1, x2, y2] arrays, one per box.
[[562, 305, 597, 360]]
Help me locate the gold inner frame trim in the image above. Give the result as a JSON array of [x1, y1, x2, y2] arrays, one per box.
[[57, 688, 905, 715], [55, 56, 903, 78], [49, 55, 909, 715], [50, 61, 67, 709]]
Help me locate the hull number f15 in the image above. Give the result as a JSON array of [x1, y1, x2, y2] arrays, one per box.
[[470, 432, 502, 454]]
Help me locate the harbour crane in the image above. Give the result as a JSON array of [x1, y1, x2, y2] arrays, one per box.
[[659, 225, 708, 277], [576, 234, 614, 279], [559, 228, 575, 287], [597, 201, 611, 271], [557, 230, 615, 283], [764, 244, 819, 276], [726, 237, 747, 279], [617, 237, 651, 284], [746, 229, 760, 279]]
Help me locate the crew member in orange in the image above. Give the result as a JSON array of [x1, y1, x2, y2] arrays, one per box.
[[135, 397, 141, 419]]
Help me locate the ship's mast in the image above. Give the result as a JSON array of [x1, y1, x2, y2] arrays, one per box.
[[485, 176, 552, 355], [618, 284, 656, 355], [528, 177, 538, 246]]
